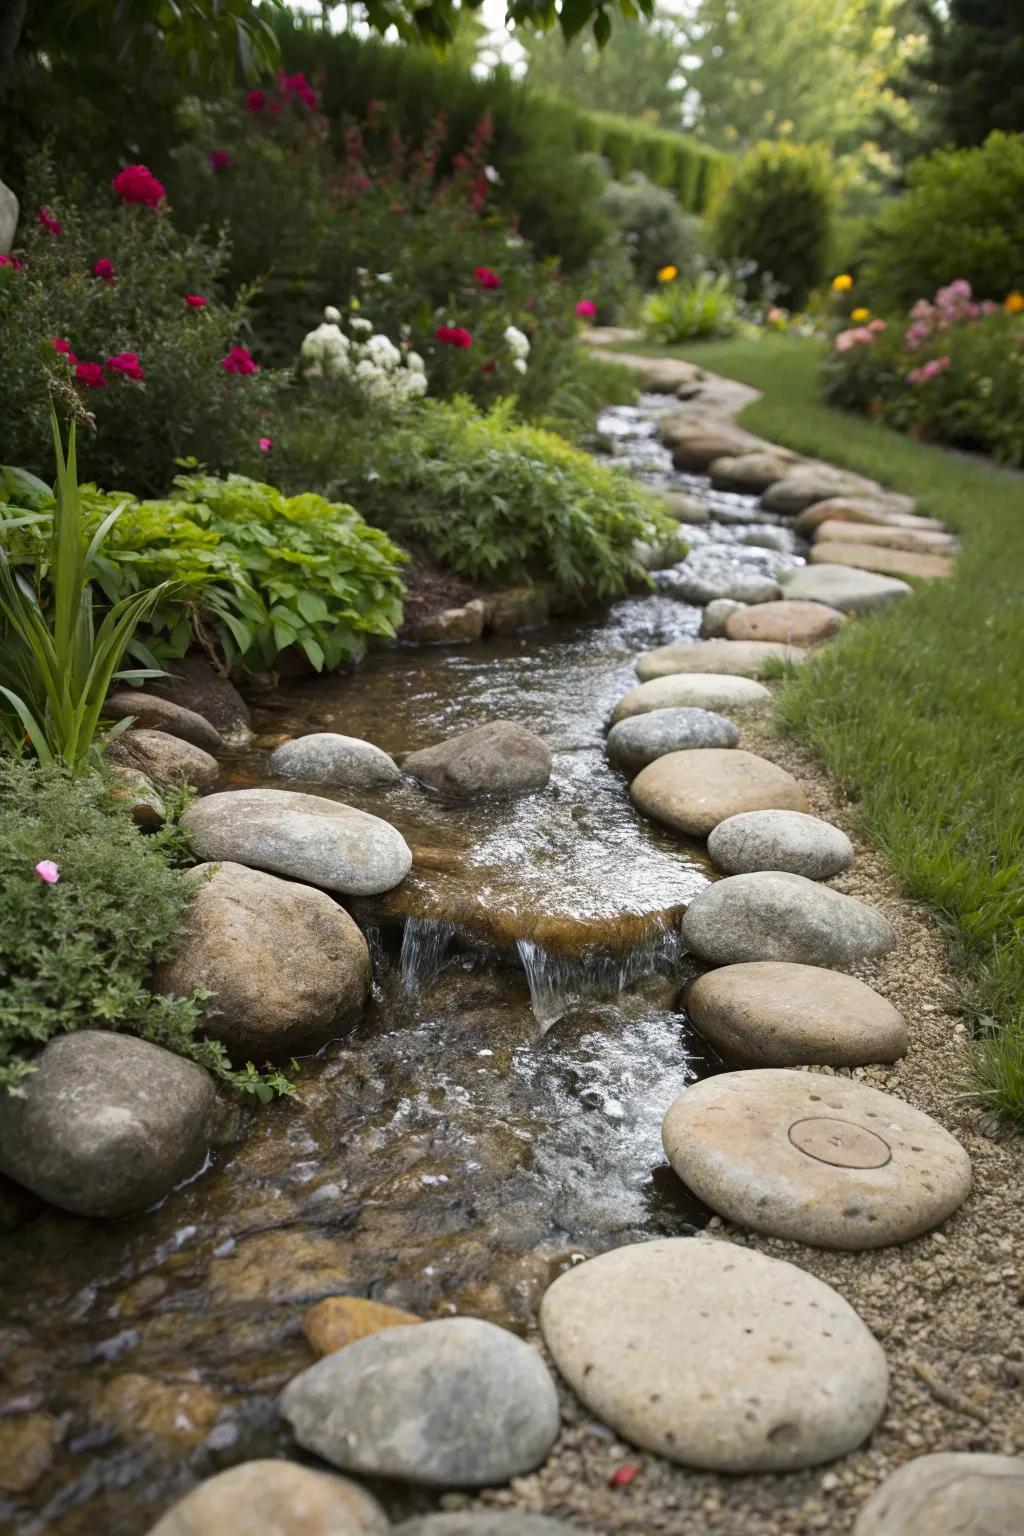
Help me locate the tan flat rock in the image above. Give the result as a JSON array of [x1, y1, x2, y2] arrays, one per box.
[[302, 1296, 423, 1357], [635, 638, 805, 681], [811, 541, 954, 580], [813, 520, 955, 552], [611, 674, 772, 723], [853, 1452, 1024, 1536], [725, 600, 844, 645], [631, 748, 808, 838], [794, 498, 940, 535], [708, 452, 795, 494]]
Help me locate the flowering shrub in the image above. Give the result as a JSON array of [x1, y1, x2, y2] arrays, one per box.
[[300, 308, 428, 406], [0, 159, 270, 495]]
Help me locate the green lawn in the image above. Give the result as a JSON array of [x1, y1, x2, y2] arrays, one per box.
[[620, 333, 1024, 1123]]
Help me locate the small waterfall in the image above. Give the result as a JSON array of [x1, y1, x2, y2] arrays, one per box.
[[517, 926, 683, 1029], [400, 917, 457, 995]]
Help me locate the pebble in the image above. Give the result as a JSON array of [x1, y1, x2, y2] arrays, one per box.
[[781, 564, 912, 613], [404, 721, 552, 800], [700, 598, 747, 638], [280, 1317, 560, 1488], [605, 708, 739, 776], [707, 808, 854, 879], [686, 961, 907, 1067], [539, 1236, 888, 1471], [681, 870, 894, 967], [662, 1069, 972, 1249], [725, 599, 845, 646], [610, 674, 771, 723], [635, 638, 805, 681], [269, 733, 401, 789], [144, 1458, 388, 1535], [852, 1451, 1024, 1535], [632, 749, 809, 838]]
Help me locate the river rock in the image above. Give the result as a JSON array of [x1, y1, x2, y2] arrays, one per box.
[[660, 568, 783, 606], [0, 178, 17, 254], [725, 600, 844, 646], [0, 1412, 59, 1496], [407, 600, 488, 644], [762, 466, 881, 515], [612, 674, 771, 723], [700, 598, 747, 638], [780, 563, 911, 613], [303, 1296, 422, 1357], [681, 871, 893, 967], [661, 1069, 973, 1249], [813, 520, 955, 553], [539, 1236, 887, 1471], [107, 765, 166, 830], [280, 1316, 560, 1488], [106, 692, 225, 753], [632, 750, 808, 838], [148, 653, 251, 743], [0, 1031, 215, 1218], [490, 588, 549, 634], [852, 1452, 1024, 1536], [636, 639, 805, 681], [269, 733, 401, 789], [709, 452, 795, 494], [396, 1519, 585, 1536], [658, 489, 709, 525], [606, 708, 740, 776], [707, 809, 854, 879], [811, 541, 954, 581], [107, 728, 219, 791], [740, 525, 791, 553], [153, 863, 370, 1060], [145, 1459, 388, 1536], [91, 1372, 223, 1453], [404, 721, 552, 800], [182, 788, 412, 896], [666, 427, 752, 471], [794, 497, 935, 536], [686, 961, 907, 1066]]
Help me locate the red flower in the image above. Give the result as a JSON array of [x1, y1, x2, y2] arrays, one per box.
[[92, 257, 116, 282], [74, 362, 106, 389], [246, 88, 266, 113], [0, 254, 23, 269], [575, 299, 598, 320], [112, 165, 165, 207], [106, 351, 144, 381], [474, 266, 501, 290], [51, 337, 77, 364], [435, 325, 473, 350], [278, 70, 318, 110], [37, 206, 62, 237], [221, 345, 259, 376], [209, 150, 231, 172], [481, 360, 496, 374], [184, 294, 207, 309]]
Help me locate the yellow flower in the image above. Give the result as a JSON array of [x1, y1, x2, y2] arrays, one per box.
[[1004, 290, 1024, 314], [850, 306, 870, 322], [657, 265, 679, 283], [832, 273, 853, 292]]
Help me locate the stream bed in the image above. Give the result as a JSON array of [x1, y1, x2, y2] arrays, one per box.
[[0, 396, 807, 1535]]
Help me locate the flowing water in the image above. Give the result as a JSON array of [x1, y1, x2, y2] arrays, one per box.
[[0, 396, 806, 1535]]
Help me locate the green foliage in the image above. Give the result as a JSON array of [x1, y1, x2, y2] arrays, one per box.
[[599, 174, 707, 289], [0, 158, 270, 496], [520, 16, 687, 127], [572, 110, 725, 212], [642, 271, 739, 343], [0, 758, 292, 1098], [911, 0, 1024, 149], [711, 140, 835, 309], [862, 132, 1024, 311]]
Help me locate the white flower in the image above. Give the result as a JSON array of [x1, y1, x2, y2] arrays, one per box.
[[376, 272, 393, 284], [513, 357, 528, 375], [300, 321, 350, 376], [503, 325, 530, 359], [364, 333, 402, 368], [324, 305, 342, 322], [406, 351, 425, 374], [350, 316, 373, 333], [484, 165, 500, 184], [405, 370, 428, 398]]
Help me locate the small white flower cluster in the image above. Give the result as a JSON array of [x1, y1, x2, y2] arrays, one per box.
[[300, 307, 427, 405], [504, 325, 530, 377]]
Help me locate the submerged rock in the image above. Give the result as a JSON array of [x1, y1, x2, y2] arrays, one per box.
[[632, 749, 808, 838], [153, 863, 371, 1060], [269, 733, 401, 789], [489, 588, 549, 634], [707, 808, 854, 879], [606, 707, 740, 776], [636, 638, 805, 681], [404, 721, 552, 800], [681, 870, 894, 968], [302, 1296, 422, 1357], [0, 1411, 60, 1496], [408, 600, 488, 644], [106, 728, 219, 791], [612, 673, 771, 723], [0, 1032, 215, 1218], [105, 691, 225, 753], [145, 1459, 388, 1536], [280, 1316, 560, 1488], [852, 1452, 1024, 1536]]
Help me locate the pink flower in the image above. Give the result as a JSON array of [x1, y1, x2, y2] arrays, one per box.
[[435, 325, 473, 349], [867, 318, 887, 333], [221, 344, 259, 375], [258, 436, 272, 453], [474, 266, 501, 290], [106, 351, 144, 380], [37, 206, 62, 236], [35, 860, 60, 885], [245, 88, 266, 114], [51, 337, 77, 364], [907, 355, 951, 386], [0, 254, 22, 269], [184, 294, 207, 309], [209, 150, 231, 172], [834, 326, 876, 352], [575, 299, 597, 319], [112, 164, 165, 207], [74, 361, 106, 389], [92, 257, 116, 282]]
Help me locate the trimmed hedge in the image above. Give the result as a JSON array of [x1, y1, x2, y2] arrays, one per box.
[[572, 110, 726, 212]]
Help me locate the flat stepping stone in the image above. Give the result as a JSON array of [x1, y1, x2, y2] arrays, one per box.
[[681, 870, 893, 967], [662, 1069, 971, 1249], [279, 1317, 559, 1488], [794, 496, 934, 535], [635, 638, 805, 681], [269, 732, 401, 788], [725, 599, 844, 646], [660, 569, 783, 606], [813, 519, 955, 553], [145, 1459, 387, 1535], [708, 451, 795, 493], [686, 961, 907, 1066], [811, 541, 954, 581], [707, 808, 854, 879], [606, 707, 739, 776], [540, 1236, 888, 1471], [781, 563, 911, 613], [762, 466, 886, 515], [611, 674, 771, 723], [404, 720, 552, 800], [632, 749, 808, 839], [853, 1452, 1024, 1536]]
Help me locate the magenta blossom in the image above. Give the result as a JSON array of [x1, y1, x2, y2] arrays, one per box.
[[106, 351, 144, 381], [258, 436, 273, 453], [221, 344, 259, 375], [35, 860, 60, 885], [184, 293, 207, 309], [92, 257, 117, 282], [245, 88, 266, 113], [435, 325, 473, 349], [112, 164, 165, 207], [37, 206, 62, 236], [51, 337, 77, 364], [278, 70, 318, 110], [474, 266, 501, 290], [74, 361, 106, 389], [575, 299, 597, 320], [907, 355, 951, 386], [209, 151, 231, 172], [0, 254, 22, 269]]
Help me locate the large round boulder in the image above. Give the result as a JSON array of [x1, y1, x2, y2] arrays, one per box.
[[611, 674, 770, 723], [181, 789, 412, 896], [148, 653, 251, 743], [631, 749, 808, 839], [0, 1032, 215, 1218], [707, 809, 854, 880], [106, 692, 224, 753], [106, 729, 219, 792], [269, 733, 401, 790], [403, 721, 552, 800], [635, 638, 805, 681], [681, 871, 893, 967], [853, 1452, 1024, 1536], [606, 708, 739, 776], [145, 1459, 387, 1536], [152, 863, 371, 1060]]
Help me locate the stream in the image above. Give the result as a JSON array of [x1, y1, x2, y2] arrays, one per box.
[[0, 395, 808, 1535]]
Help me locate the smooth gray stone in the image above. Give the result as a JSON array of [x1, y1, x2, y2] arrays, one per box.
[[635, 638, 805, 681], [269, 733, 401, 789], [606, 707, 740, 776], [681, 871, 893, 968], [853, 1452, 1024, 1535], [0, 1032, 215, 1218], [280, 1317, 560, 1488], [144, 1459, 388, 1535], [707, 809, 854, 880], [404, 721, 551, 801], [659, 569, 783, 606], [700, 598, 747, 638], [781, 563, 911, 613], [611, 674, 771, 723], [182, 788, 412, 896], [106, 692, 224, 754], [106, 729, 219, 792]]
